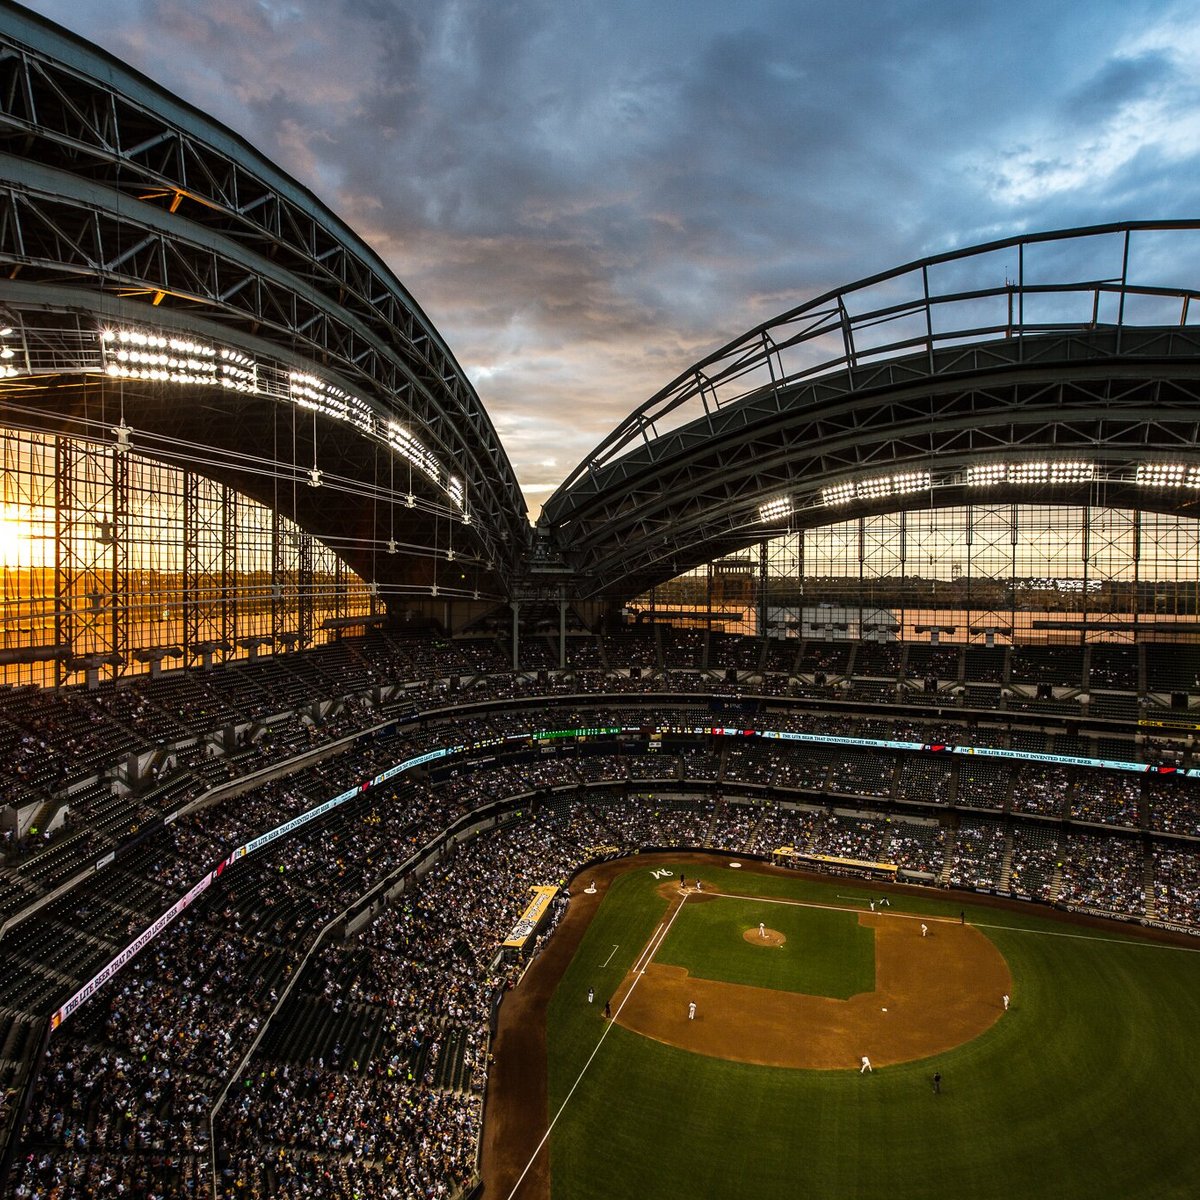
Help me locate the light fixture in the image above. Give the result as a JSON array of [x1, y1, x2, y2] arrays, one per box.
[[95, 322, 481, 511], [966, 463, 1007, 487], [821, 470, 930, 506], [890, 471, 931, 495], [103, 327, 222, 387], [1048, 461, 1094, 483], [758, 496, 793, 523], [821, 482, 855, 506], [1136, 463, 1200, 488], [388, 421, 442, 489], [289, 371, 372, 433]]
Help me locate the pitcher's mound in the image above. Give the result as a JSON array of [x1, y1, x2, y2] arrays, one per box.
[[744, 928, 785, 947]]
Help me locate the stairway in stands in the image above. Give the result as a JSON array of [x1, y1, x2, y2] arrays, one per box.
[[1143, 853, 1158, 921], [997, 834, 1014, 892], [938, 828, 958, 887]]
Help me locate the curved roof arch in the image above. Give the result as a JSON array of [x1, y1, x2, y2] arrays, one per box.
[[542, 222, 1200, 600], [0, 5, 528, 601]]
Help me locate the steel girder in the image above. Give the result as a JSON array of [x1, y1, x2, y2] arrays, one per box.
[[0, 6, 528, 598], [544, 327, 1200, 599], [543, 221, 1200, 602]]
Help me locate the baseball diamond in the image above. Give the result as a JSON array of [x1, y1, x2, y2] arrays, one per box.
[[609, 887, 1010, 1068], [483, 853, 1200, 1200]]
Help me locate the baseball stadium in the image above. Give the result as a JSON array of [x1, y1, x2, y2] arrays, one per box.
[[0, 5, 1197, 1199]]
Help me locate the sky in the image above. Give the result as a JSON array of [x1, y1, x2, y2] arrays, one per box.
[[19, 0, 1200, 518]]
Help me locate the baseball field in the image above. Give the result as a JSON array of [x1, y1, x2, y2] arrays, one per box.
[[484, 854, 1200, 1200]]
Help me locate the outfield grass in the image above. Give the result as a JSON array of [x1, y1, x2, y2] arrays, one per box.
[[545, 861, 1200, 1200]]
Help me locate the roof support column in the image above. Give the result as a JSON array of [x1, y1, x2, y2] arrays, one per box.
[[511, 601, 520, 671], [559, 588, 567, 670], [758, 539, 768, 642]]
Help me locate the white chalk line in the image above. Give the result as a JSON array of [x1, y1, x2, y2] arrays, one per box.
[[716, 889, 959, 926], [600, 943, 620, 968], [504, 895, 689, 1200], [969, 920, 1200, 953]]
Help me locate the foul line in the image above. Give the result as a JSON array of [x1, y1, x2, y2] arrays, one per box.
[[716, 889, 960, 926], [969, 919, 1200, 953], [504, 894, 689, 1200]]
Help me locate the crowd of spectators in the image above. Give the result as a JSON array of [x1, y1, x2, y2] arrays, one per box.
[[1007, 825, 1061, 902], [3, 628, 1200, 1197], [1058, 832, 1145, 916], [883, 821, 946, 876], [1069, 774, 1142, 828], [0, 627, 1153, 875], [744, 806, 819, 855], [956, 760, 1012, 809], [1009, 766, 1071, 817], [1147, 779, 1200, 838], [826, 751, 894, 798], [895, 758, 954, 806], [705, 799, 763, 849], [811, 812, 888, 861], [1152, 844, 1200, 928], [948, 818, 1006, 890]]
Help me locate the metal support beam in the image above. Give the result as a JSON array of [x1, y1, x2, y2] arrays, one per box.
[[559, 589, 566, 670]]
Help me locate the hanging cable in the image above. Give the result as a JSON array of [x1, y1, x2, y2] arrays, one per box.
[[388, 451, 397, 554]]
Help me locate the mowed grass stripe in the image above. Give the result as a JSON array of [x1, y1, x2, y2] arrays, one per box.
[[546, 865, 1200, 1200], [654, 895, 875, 998]]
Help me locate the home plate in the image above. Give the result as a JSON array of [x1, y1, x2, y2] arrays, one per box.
[[881, 1008, 888, 1012]]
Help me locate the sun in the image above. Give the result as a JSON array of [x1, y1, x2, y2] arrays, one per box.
[[0, 514, 28, 567]]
